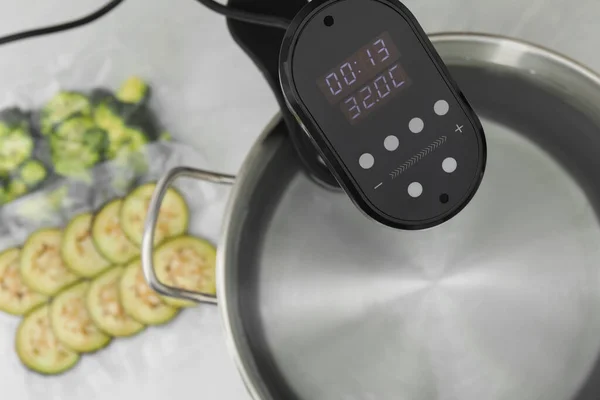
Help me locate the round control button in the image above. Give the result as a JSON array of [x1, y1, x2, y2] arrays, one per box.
[[359, 153, 375, 169], [434, 100, 449, 116], [408, 182, 423, 198], [409, 118, 424, 133], [384, 135, 399, 151], [442, 157, 457, 173]]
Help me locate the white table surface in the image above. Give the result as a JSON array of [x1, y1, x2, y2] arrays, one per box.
[[0, 0, 599, 399]]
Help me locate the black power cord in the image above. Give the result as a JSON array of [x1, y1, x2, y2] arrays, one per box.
[[193, 0, 291, 30], [0, 0, 288, 48], [0, 0, 124, 46]]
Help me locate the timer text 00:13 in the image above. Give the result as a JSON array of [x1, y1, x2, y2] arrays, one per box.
[[316, 31, 401, 105]]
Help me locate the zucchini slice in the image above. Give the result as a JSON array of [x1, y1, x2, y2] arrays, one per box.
[[0, 248, 48, 315], [91, 199, 140, 264], [119, 259, 178, 325], [86, 266, 145, 337], [49, 281, 111, 353], [120, 183, 189, 246], [16, 304, 80, 375], [154, 236, 216, 308], [20, 229, 80, 296], [61, 213, 112, 278]]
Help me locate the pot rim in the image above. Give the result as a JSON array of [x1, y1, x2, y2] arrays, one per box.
[[215, 31, 600, 400]]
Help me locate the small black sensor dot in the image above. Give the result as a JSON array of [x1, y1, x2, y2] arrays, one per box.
[[439, 193, 449, 204], [324, 16, 334, 26]]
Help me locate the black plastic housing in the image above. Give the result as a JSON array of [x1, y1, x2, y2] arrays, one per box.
[[279, 0, 487, 230]]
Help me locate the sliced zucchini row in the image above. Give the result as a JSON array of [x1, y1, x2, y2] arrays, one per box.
[[120, 182, 189, 246], [153, 236, 216, 308], [91, 199, 140, 264], [61, 213, 112, 278], [86, 266, 145, 337], [49, 281, 111, 353], [0, 248, 48, 315], [20, 229, 80, 296], [16, 304, 80, 375], [119, 259, 178, 325]]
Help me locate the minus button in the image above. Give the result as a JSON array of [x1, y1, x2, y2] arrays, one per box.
[[374, 182, 383, 190]]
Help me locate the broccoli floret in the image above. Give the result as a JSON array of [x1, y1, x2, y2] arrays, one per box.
[[94, 86, 160, 143], [0, 129, 34, 174], [51, 127, 106, 172], [94, 101, 124, 133], [107, 127, 149, 160], [40, 92, 91, 135], [51, 126, 107, 156], [18, 160, 47, 189], [51, 138, 106, 174], [50, 120, 108, 178], [116, 76, 150, 104], [83, 127, 109, 153], [53, 116, 96, 142]]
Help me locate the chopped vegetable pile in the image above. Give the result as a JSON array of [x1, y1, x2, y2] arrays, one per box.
[[0, 182, 217, 375], [0, 76, 168, 205], [0, 108, 41, 204]]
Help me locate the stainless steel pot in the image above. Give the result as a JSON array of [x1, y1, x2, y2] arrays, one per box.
[[141, 33, 600, 400]]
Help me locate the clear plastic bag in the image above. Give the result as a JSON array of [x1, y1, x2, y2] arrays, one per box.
[[0, 40, 178, 204], [0, 37, 232, 396]]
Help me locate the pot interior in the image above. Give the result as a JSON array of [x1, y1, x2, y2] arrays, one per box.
[[221, 35, 600, 400]]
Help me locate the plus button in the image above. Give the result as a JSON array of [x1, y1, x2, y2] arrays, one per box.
[[455, 124, 464, 133]]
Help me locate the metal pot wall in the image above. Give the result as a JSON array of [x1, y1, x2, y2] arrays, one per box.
[[142, 33, 600, 400]]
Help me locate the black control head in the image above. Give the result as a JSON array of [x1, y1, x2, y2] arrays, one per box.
[[279, 0, 486, 230]]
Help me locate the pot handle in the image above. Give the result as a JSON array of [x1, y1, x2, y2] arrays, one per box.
[[141, 166, 235, 305]]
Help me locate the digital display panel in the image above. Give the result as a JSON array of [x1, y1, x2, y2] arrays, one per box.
[[316, 31, 411, 124], [282, 0, 487, 230]]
